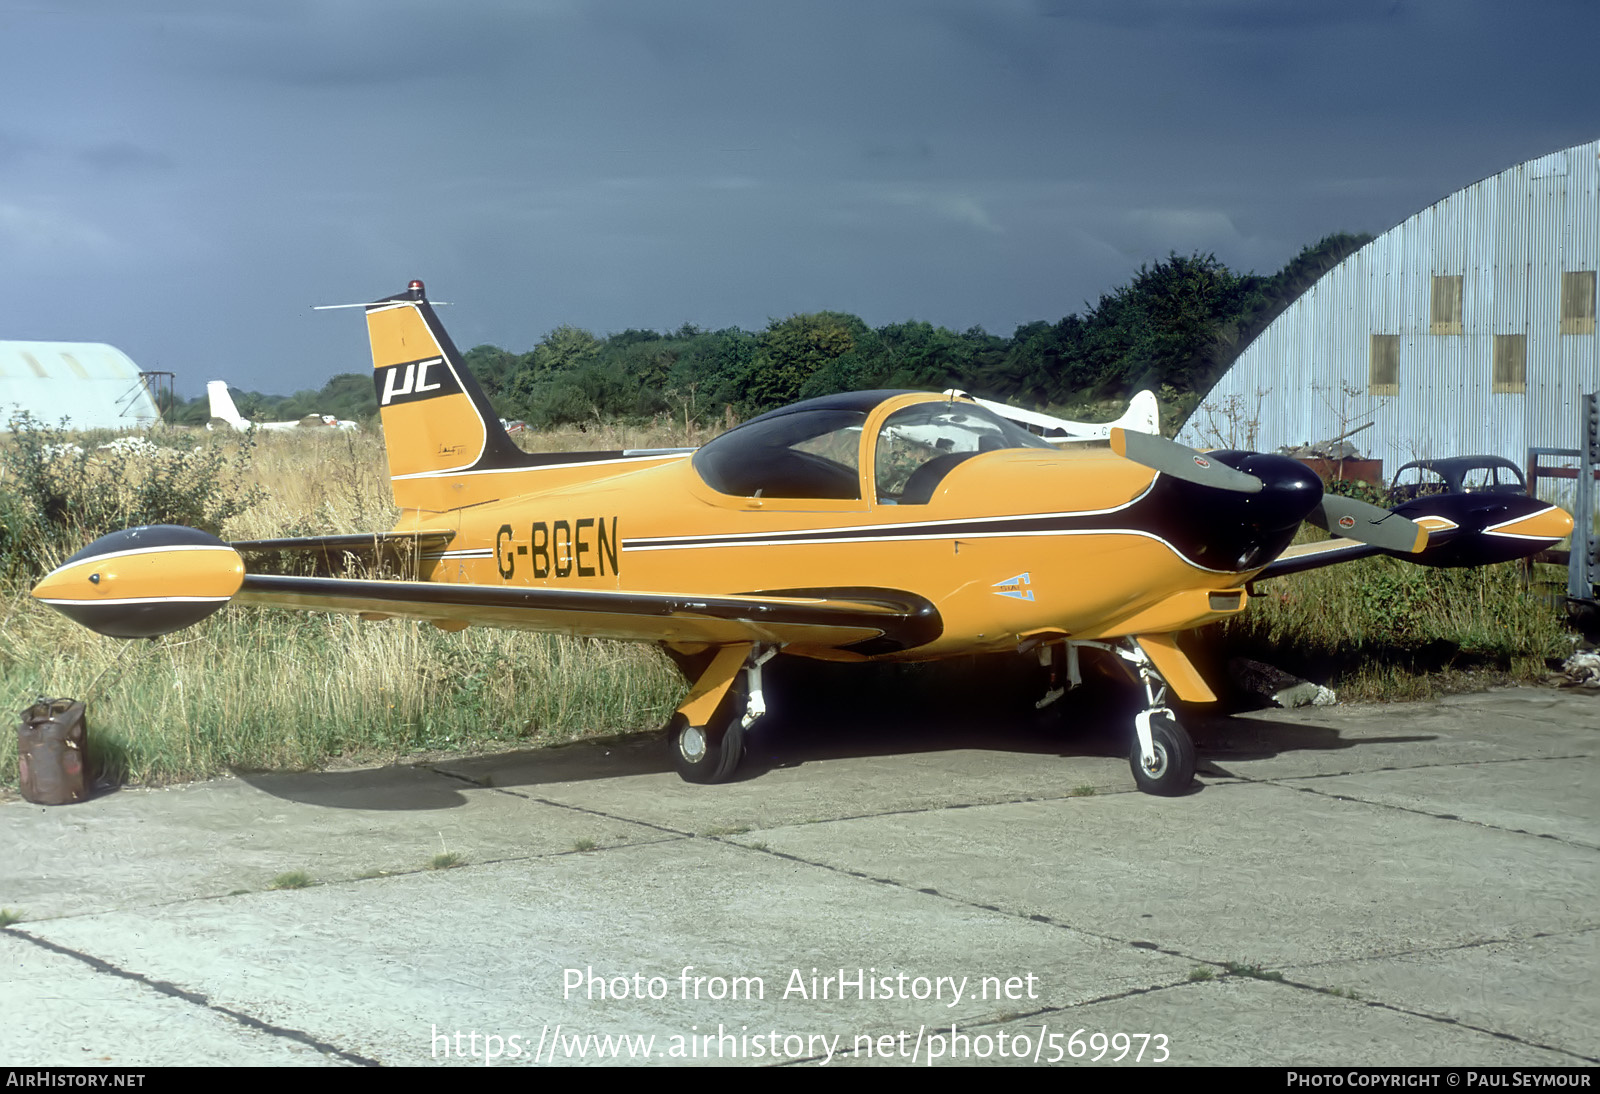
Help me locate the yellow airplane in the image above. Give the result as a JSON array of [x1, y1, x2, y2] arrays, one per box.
[[32, 281, 1574, 795]]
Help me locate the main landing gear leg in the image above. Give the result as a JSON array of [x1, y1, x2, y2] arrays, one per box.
[[1034, 642, 1078, 711], [666, 643, 776, 784]]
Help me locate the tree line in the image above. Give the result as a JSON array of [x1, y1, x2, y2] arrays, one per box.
[[170, 233, 1369, 431]]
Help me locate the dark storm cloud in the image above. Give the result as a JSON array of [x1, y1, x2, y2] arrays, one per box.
[[161, 2, 546, 87], [0, 130, 44, 167], [0, 1, 1595, 394], [1035, 0, 1404, 31], [78, 142, 172, 174]]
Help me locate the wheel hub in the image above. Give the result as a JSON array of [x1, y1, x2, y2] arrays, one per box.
[[679, 724, 708, 763], [1140, 743, 1168, 777]]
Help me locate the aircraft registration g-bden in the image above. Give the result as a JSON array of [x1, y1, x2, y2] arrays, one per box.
[[32, 281, 1574, 795]]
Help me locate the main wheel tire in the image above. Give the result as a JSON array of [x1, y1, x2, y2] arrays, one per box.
[[670, 680, 748, 784], [1129, 713, 1196, 797], [672, 717, 745, 783]]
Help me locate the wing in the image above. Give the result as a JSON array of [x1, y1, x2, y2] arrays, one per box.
[[230, 530, 454, 577], [32, 525, 941, 655], [1254, 493, 1572, 581], [236, 575, 941, 655]]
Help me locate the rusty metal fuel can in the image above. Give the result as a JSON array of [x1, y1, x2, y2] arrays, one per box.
[[16, 699, 89, 805]]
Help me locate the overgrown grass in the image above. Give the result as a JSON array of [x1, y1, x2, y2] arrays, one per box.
[[229, 429, 396, 539], [0, 597, 682, 787], [0, 421, 687, 789], [1205, 553, 1570, 701], [1223, 962, 1284, 982]]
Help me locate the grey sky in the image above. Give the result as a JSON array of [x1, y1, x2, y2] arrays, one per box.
[[1, 0, 1595, 397]]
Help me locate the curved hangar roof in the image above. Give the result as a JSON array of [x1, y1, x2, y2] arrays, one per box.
[[0, 341, 161, 431], [1179, 139, 1599, 468]]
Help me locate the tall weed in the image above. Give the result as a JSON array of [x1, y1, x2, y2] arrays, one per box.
[[0, 421, 684, 788], [0, 415, 263, 575], [1210, 556, 1569, 700]]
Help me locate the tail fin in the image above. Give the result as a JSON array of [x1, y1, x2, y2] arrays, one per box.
[[363, 280, 689, 512], [947, 388, 1164, 443], [1113, 390, 1162, 438], [365, 280, 530, 510], [206, 381, 247, 430]]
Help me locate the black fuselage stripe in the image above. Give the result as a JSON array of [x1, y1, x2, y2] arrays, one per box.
[[623, 507, 1188, 559], [627, 514, 1144, 548], [622, 476, 1300, 577], [623, 482, 1155, 550]]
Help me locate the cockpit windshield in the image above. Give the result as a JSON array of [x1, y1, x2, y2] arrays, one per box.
[[693, 408, 867, 500]]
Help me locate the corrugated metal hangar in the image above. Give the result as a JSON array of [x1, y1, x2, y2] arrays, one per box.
[[1179, 139, 1599, 478], [0, 341, 162, 431]]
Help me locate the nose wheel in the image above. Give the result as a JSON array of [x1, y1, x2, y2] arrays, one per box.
[[1129, 709, 1196, 796], [1076, 638, 1201, 796]]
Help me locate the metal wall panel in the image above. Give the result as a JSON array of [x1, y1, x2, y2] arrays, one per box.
[[0, 342, 162, 431], [1180, 139, 1600, 482]]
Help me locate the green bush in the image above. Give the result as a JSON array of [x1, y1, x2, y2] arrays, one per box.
[[0, 415, 264, 576]]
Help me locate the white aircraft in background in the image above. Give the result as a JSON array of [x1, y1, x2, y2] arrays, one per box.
[[206, 380, 358, 432], [944, 389, 1162, 443]]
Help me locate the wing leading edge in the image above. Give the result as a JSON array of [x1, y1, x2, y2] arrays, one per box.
[[236, 574, 942, 657], [33, 525, 941, 653]]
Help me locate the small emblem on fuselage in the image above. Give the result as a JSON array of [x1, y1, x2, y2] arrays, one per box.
[[992, 572, 1034, 601], [1338, 515, 1356, 530]]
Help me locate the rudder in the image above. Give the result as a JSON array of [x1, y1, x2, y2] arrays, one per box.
[[206, 381, 245, 427]]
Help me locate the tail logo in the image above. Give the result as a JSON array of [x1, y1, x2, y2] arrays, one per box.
[[378, 357, 455, 406]]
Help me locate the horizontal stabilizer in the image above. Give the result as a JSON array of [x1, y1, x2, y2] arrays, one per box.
[[230, 531, 455, 576]]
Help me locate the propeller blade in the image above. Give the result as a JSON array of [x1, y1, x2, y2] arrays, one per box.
[[1308, 495, 1427, 554], [1110, 427, 1263, 494]]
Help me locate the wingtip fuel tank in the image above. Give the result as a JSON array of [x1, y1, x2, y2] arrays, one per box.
[[31, 525, 244, 638]]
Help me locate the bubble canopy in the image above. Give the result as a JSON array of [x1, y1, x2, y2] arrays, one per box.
[[692, 391, 1052, 502]]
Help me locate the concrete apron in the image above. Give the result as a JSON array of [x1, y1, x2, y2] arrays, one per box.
[[1, 686, 1595, 1067]]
